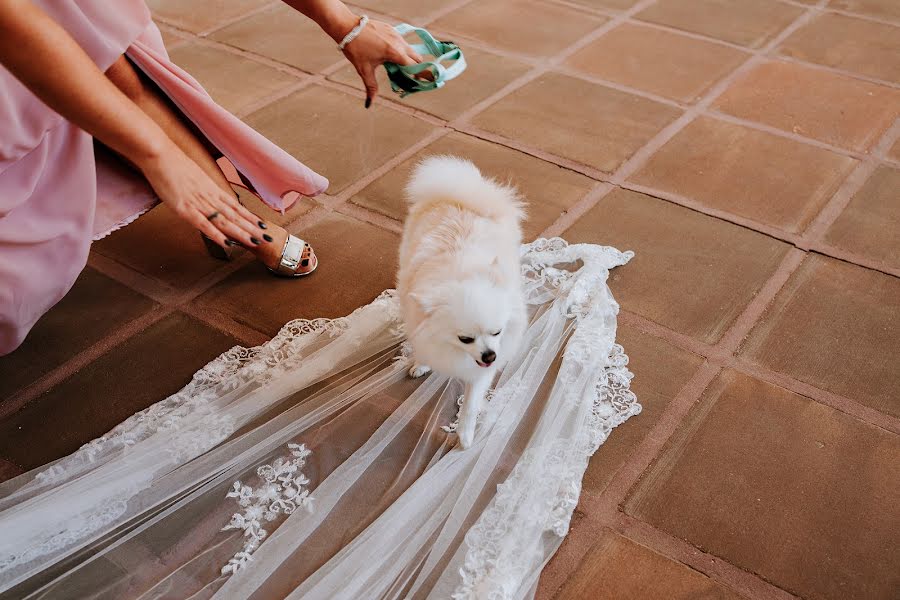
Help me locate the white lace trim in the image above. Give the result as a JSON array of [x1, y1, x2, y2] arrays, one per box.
[[0, 486, 139, 573], [221, 443, 314, 575], [451, 238, 639, 600], [30, 297, 396, 487]]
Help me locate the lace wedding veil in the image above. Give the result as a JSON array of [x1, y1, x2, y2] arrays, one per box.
[[0, 238, 640, 600]]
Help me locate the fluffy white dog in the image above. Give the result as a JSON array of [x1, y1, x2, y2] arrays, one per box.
[[397, 156, 527, 449]]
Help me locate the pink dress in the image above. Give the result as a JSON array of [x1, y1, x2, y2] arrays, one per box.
[[0, 0, 329, 355]]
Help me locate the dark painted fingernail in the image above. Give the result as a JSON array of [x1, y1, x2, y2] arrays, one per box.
[[263, 234, 273, 243], [251, 237, 260, 245], [301, 259, 309, 267], [258, 221, 267, 229], [365, 97, 372, 109], [225, 240, 239, 247]]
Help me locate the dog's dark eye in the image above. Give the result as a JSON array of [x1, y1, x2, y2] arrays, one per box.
[[491, 330, 502, 336], [458, 336, 475, 344]]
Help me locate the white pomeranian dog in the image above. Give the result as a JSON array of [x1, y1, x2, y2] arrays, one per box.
[[397, 156, 527, 449]]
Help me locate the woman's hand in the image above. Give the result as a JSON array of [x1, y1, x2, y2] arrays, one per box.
[[282, 1, 425, 106], [137, 145, 269, 250], [341, 19, 423, 107]]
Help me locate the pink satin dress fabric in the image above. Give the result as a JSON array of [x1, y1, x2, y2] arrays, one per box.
[[0, 0, 328, 354]]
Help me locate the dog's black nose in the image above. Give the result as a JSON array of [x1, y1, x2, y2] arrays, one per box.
[[481, 350, 496, 365]]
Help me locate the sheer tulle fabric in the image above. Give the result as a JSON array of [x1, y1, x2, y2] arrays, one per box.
[[0, 239, 640, 600]]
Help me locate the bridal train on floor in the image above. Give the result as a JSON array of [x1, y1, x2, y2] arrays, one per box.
[[0, 238, 640, 600]]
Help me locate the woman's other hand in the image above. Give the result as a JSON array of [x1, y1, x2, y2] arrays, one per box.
[[282, 1, 424, 107], [340, 19, 423, 107]]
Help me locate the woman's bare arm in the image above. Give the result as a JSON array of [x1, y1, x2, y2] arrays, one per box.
[[0, 0, 265, 248], [281, 0, 423, 106], [0, 0, 169, 165]]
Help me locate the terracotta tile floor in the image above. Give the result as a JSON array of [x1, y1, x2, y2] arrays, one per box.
[[1, 1, 898, 598]]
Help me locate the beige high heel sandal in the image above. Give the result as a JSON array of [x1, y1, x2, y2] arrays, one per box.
[[267, 234, 318, 277]]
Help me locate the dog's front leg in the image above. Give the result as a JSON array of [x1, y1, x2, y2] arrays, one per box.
[[408, 364, 432, 378], [458, 376, 490, 449]]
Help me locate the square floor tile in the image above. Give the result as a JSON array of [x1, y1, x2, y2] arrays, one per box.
[[146, 0, 273, 33], [582, 326, 703, 494], [626, 370, 900, 600], [168, 42, 300, 114], [244, 85, 436, 194], [566, 23, 748, 103], [433, 0, 606, 58], [824, 166, 900, 269], [351, 132, 596, 239], [197, 214, 399, 335], [778, 14, 900, 84], [564, 188, 790, 343], [0, 268, 157, 402], [740, 254, 900, 417], [328, 46, 531, 121], [472, 72, 682, 173], [555, 529, 744, 599], [829, 0, 900, 20], [714, 61, 900, 152], [630, 116, 857, 233], [209, 4, 339, 73], [0, 313, 236, 470], [636, 0, 803, 48]]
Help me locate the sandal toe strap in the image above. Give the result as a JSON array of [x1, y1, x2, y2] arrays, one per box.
[[276, 234, 311, 274]]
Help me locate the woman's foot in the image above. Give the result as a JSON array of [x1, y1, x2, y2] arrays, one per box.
[[206, 220, 317, 277], [253, 222, 318, 277]]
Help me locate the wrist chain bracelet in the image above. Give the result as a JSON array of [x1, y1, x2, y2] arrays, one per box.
[[338, 15, 369, 51]]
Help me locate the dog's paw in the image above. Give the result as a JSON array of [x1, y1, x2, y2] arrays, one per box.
[[408, 364, 432, 378], [457, 421, 475, 449]]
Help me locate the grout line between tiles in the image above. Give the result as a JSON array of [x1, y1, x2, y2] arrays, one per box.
[[726, 357, 900, 434], [0, 307, 173, 420], [448, 0, 662, 127], [540, 182, 615, 239], [704, 110, 875, 161], [234, 79, 314, 119], [714, 248, 807, 353], [802, 118, 900, 243], [150, 0, 279, 39], [536, 360, 722, 598], [180, 303, 271, 347], [617, 305, 900, 436], [610, 513, 802, 600], [772, 54, 900, 91], [197, 0, 281, 38]]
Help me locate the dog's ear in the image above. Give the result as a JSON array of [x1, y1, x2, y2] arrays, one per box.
[[409, 292, 435, 316]]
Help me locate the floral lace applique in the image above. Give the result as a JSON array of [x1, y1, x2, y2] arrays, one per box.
[[221, 443, 315, 575]]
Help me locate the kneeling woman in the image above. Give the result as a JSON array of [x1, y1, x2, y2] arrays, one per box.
[[0, 0, 425, 354]]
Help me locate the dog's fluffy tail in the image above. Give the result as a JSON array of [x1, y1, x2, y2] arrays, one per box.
[[405, 155, 525, 223]]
